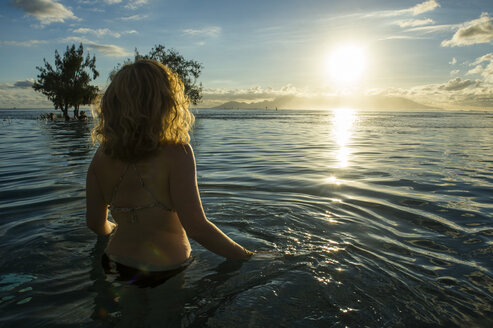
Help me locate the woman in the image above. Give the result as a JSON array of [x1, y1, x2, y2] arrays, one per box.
[[86, 60, 254, 286]]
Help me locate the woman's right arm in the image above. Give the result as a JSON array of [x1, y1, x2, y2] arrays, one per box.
[[170, 144, 254, 259]]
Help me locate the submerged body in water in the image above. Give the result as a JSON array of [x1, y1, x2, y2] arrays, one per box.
[[0, 108, 492, 327], [86, 61, 253, 288]]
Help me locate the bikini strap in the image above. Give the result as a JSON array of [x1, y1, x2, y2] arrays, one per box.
[[132, 163, 161, 203], [109, 164, 132, 205]]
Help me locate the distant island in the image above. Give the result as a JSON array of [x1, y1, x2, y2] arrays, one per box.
[[213, 95, 439, 111]]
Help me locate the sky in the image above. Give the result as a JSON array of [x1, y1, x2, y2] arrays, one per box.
[[1, 0, 493, 109]]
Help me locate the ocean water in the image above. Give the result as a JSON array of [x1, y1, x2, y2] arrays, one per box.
[[0, 108, 492, 327]]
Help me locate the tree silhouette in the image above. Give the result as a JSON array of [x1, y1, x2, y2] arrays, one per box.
[[33, 44, 99, 120], [112, 45, 203, 105]]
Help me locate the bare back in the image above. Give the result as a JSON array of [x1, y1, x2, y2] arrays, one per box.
[[89, 145, 191, 267]]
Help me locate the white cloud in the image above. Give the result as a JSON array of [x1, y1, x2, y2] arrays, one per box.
[[449, 57, 457, 65], [441, 12, 493, 47], [372, 0, 440, 18], [121, 14, 148, 21], [204, 84, 304, 99], [439, 77, 480, 91], [105, 0, 122, 4], [61, 37, 132, 56], [0, 80, 34, 89], [87, 7, 104, 13], [395, 18, 434, 28], [0, 87, 52, 108], [0, 39, 48, 47], [472, 53, 493, 65], [467, 65, 484, 75], [125, 0, 148, 10], [0, 82, 14, 89], [199, 85, 316, 107], [450, 69, 460, 75], [73, 27, 121, 38], [466, 53, 493, 83], [182, 26, 221, 37], [408, 0, 440, 16], [0, 78, 51, 108], [406, 24, 458, 34], [202, 78, 493, 109], [88, 43, 131, 56], [379, 35, 428, 41], [10, 0, 78, 25], [370, 77, 493, 109]]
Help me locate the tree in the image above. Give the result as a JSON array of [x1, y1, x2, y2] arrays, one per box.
[[112, 45, 203, 105], [33, 44, 99, 120]]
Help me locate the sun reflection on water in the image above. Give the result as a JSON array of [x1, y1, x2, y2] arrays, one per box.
[[325, 175, 341, 185], [332, 108, 356, 168]]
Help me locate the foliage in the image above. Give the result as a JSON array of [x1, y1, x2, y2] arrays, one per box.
[[33, 44, 99, 119], [112, 45, 203, 105]]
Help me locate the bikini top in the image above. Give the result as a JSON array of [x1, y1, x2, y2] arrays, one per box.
[[109, 163, 174, 223]]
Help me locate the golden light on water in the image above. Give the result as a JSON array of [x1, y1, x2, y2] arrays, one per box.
[[332, 108, 356, 168], [327, 44, 367, 86], [325, 175, 341, 185]]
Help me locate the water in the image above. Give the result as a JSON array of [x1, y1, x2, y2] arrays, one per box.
[[0, 108, 492, 327]]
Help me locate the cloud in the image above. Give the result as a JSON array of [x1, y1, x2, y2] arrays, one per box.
[[0, 78, 34, 89], [441, 12, 493, 47], [467, 65, 484, 75], [10, 0, 78, 25], [449, 57, 457, 65], [408, 0, 440, 16], [466, 53, 493, 83], [88, 43, 132, 56], [395, 18, 434, 28], [439, 77, 480, 91], [471, 53, 493, 65], [182, 26, 221, 37], [370, 77, 493, 109], [121, 14, 148, 21], [406, 24, 458, 34], [14, 79, 35, 88], [374, 0, 440, 17], [379, 35, 428, 41], [0, 87, 52, 108], [450, 69, 460, 75], [61, 37, 132, 56], [72, 28, 135, 38], [0, 39, 48, 47], [125, 0, 148, 10], [105, 0, 122, 3], [73, 27, 121, 38], [198, 84, 319, 107], [202, 78, 493, 110]]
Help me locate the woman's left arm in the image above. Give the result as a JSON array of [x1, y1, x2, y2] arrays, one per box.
[[86, 156, 115, 235]]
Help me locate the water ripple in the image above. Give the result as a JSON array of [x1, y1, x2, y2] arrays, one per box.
[[0, 109, 492, 327]]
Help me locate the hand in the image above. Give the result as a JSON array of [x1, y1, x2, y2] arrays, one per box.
[[107, 220, 117, 233]]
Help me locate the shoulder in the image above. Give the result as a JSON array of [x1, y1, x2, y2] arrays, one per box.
[[159, 143, 196, 174], [89, 147, 107, 169], [158, 143, 194, 161], [88, 147, 118, 176]]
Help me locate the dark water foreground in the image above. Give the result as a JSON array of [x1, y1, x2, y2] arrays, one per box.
[[0, 108, 492, 327]]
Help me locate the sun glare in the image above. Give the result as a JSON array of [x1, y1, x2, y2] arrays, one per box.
[[332, 108, 355, 167], [327, 44, 367, 86]]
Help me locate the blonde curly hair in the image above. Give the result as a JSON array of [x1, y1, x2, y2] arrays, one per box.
[[92, 60, 194, 161]]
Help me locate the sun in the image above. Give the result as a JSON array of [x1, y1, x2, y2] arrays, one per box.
[[327, 44, 367, 86]]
